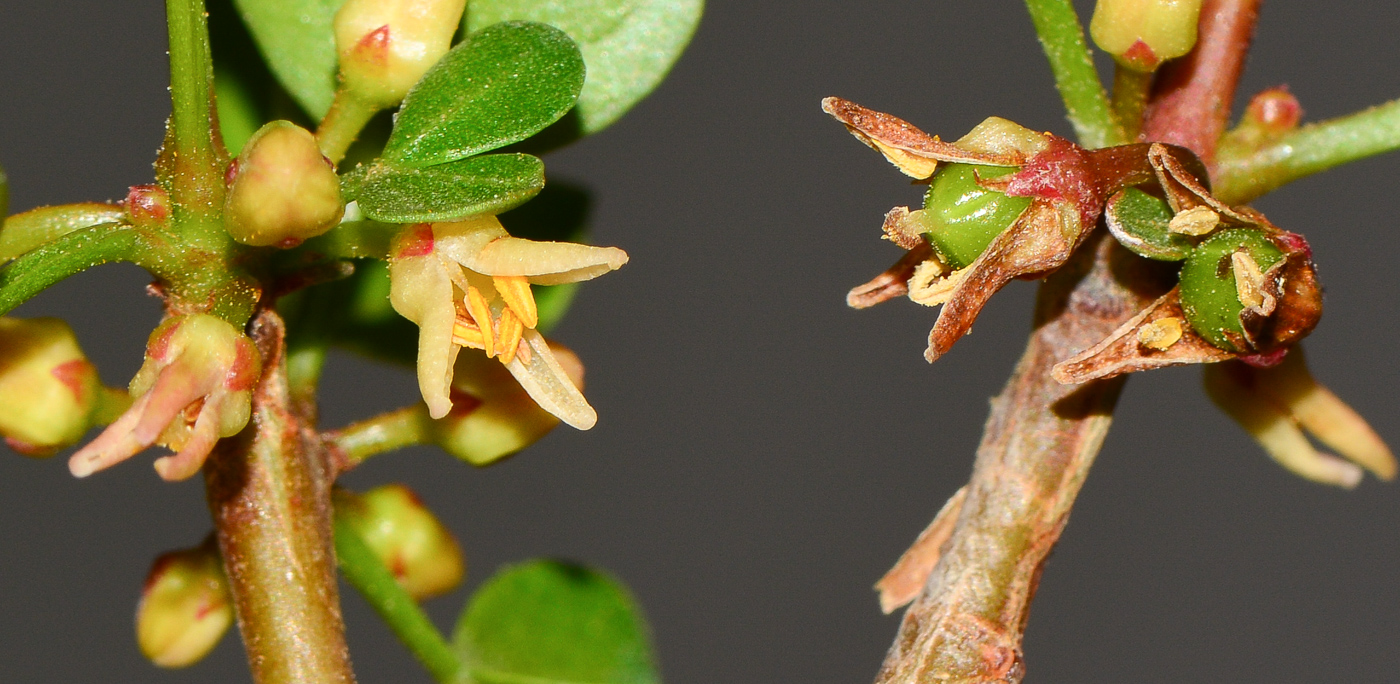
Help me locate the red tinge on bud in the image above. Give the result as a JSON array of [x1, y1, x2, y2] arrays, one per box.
[[136, 538, 233, 668], [335, 484, 465, 600], [69, 314, 261, 481], [0, 317, 99, 454], [124, 185, 171, 227]]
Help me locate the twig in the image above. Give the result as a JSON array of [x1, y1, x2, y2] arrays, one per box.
[[1215, 98, 1400, 204], [1141, 0, 1262, 171], [1023, 0, 1126, 149], [204, 310, 356, 684]]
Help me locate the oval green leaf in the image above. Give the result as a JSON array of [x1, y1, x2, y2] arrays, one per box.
[[1104, 187, 1195, 261], [466, 0, 702, 137], [453, 559, 659, 684], [232, 0, 343, 119], [356, 154, 545, 222], [383, 22, 585, 167]]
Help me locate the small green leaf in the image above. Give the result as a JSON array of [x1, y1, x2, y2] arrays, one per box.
[[1104, 187, 1195, 261], [384, 22, 585, 166], [357, 154, 545, 223], [467, 0, 702, 136], [232, 0, 344, 119], [453, 560, 659, 684]]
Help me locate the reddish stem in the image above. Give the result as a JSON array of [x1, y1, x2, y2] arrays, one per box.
[[1141, 0, 1262, 172]]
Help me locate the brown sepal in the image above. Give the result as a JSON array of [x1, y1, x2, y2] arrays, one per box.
[[1253, 232, 1323, 351], [880, 206, 926, 250], [925, 202, 1074, 362], [821, 97, 1026, 167], [1052, 287, 1234, 384], [1148, 144, 1261, 225], [847, 242, 933, 309]]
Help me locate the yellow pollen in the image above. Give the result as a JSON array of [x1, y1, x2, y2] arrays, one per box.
[[464, 285, 496, 358], [1231, 251, 1268, 310], [495, 308, 525, 365], [1168, 206, 1220, 236], [451, 317, 486, 350], [493, 275, 538, 329], [1137, 317, 1184, 350]]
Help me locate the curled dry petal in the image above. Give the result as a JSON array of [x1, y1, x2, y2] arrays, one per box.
[[69, 315, 260, 481], [1204, 360, 1370, 488], [847, 242, 932, 309], [821, 97, 1032, 177], [876, 485, 967, 615]]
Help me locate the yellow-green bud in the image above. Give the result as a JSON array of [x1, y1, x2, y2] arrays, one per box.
[[1090, 0, 1203, 71], [223, 121, 343, 248], [432, 340, 584, 466], [336, 484, 465, 600], [0, 317, 98, 455], [136, 539, 233, 669], [334, 0, 467, 108]]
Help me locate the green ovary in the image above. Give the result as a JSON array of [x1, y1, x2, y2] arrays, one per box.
[[921, 163, 1031, 269], [1179, 228, 1285, 351]]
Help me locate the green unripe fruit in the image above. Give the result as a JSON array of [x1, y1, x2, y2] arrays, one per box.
[[921, 163, 1031, 269], [1180, 228, 1285, 352]]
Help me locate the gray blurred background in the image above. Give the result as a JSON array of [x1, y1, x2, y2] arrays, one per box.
[[2, 1, 1399, 682]]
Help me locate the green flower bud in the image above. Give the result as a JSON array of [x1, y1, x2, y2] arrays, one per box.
[[920, 163, 1031, 269], [431, 342, 583, 466], [0, 317, 98, 455], [136, 539, 233, 669], [335, 484, 464, 600], [1179, 228, 1285, 352], [1090, 0, 1203, 71], [334, 0, 467, 108], [223, 121, 343, 248]]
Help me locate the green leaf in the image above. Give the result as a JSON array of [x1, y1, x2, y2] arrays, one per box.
[[384, 22, 585, 167], [1104, 188, 1195, 261], [357, 154, 545, 223], [453, 560, 659, 684], [232, 0, 343, 119], [466, 0, 702, 137]]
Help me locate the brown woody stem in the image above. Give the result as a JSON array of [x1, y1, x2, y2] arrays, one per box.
[[1141, 0, 1262, 172], [874, 235, 1165, 684], [874, 5, 1263, 680], [204, 310, 356, 684]]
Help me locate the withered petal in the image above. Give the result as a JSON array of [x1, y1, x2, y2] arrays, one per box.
[[847, 242, 933, 309], [1052, 287, 1234, 384], [821, 97, 1024, 168], [876, 485, 967, 615], [1148, 144, 1260, 225]]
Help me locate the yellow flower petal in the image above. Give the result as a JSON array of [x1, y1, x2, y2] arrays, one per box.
[[503, 329, 596, 430]]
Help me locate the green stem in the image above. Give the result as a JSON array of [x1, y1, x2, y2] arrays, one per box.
[[0, 224, 142, 316], [327, 405, 432, 470], [318, 89, 382, 165], [1111, 66, 1152, 141], [1023, 0, 1126, 148], [1215, 98, 1400, 204], [333, 516, 462, 683], [163, 0, 227, 220]]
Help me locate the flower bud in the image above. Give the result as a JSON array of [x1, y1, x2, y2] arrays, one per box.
[[334, 0, 468, 108], [70, 314, 260, 481], [124, 184, 171, 228], [136, 539, 233, 668], [433, 340, 584, 466], [335, 484, 464, 600], [0, 317, 98, 455], [918, 164, 1032, 269], [1091, 0, 1203, 71], [223, 121, 343, 248]]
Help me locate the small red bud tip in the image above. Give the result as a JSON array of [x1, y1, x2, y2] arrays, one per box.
[[223, 160, 239, 187], [354, 24, 392, 63], [1246, 88, 1302, 132], [393, 223, 436, 259], [124, 185, 170, 226], [50, 359, 94, 400], [1121, 40, 1160, 71]]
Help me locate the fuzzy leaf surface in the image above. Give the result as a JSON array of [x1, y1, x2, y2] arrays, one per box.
[[452, 560, 659, 684], [356, 154, 545, 223], [383, 22, 584, 166], [466, 0, 702, 136]]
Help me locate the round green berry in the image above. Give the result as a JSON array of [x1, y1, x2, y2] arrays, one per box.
[[921, 163, 1031, 269], [1179, 228, 1285, 352]]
